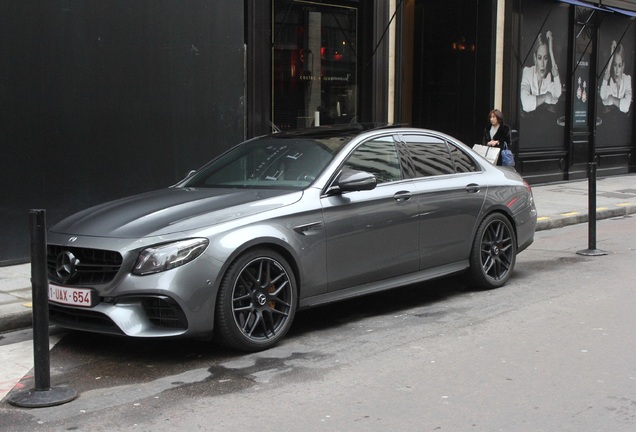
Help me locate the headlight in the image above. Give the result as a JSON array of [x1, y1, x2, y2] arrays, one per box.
[[133, 238, 209, 276]]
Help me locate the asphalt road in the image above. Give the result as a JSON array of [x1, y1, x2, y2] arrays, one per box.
[[2, 215, 635, 431]]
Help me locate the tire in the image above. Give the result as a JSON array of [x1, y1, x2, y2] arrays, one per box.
[[214, 248, 297, 352], [466, 213, 517, 289]]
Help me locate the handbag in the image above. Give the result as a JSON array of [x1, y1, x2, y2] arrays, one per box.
[[501, 142, 515, 166], [473, 144, 500, 165]]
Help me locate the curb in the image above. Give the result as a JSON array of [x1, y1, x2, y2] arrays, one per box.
[[0, 310, 33, 334], [535, 204, 636, 231]]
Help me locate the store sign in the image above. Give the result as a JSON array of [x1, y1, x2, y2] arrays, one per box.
[[573, 54, 590, 127]]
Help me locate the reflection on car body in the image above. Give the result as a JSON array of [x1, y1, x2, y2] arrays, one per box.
[[47, 125, 537, 352]]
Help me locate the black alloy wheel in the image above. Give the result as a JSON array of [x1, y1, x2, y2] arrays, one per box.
[[215, 249, 297, 352], [467, 213, 517, 289]]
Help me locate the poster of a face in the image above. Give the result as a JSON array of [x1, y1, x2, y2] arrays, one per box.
[[596, 14, 634, 148], [518, 2, 568, 150]]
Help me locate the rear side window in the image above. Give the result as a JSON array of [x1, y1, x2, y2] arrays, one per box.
[[449, 143, 479, 173], [402, 134, 455, 177]]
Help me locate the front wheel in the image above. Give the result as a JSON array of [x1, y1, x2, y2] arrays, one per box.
[[466, 213, 517, 289], [214, 249, 297, 352]]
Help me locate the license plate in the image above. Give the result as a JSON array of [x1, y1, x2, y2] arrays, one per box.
[[49, 284, 96, 307]]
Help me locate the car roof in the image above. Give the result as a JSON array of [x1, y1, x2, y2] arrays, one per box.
[[266, 123, 402, 139], [265, 124, 461, 144]]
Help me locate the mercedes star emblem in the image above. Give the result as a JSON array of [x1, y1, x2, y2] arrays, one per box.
[[56, 251, 80, 282]]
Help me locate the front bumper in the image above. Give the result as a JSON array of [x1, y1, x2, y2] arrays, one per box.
[[46, 234, 224, 338], [49, 294, 189, 337]]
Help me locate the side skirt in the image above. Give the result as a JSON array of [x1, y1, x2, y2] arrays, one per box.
[[298, 261, 469, 310]]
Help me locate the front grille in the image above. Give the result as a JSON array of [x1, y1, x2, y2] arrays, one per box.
[[141, 297, 188, 329], [47, 245, 123, 285], [49, 303, 125, 335]]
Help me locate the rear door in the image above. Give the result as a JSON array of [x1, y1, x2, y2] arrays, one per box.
[[399, 133, 486, 270]]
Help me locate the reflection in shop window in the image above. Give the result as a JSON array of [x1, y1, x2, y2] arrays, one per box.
[[273, 1, 358, 130]]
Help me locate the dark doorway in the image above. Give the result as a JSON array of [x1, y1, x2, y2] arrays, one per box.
[[411, 0, 485, 145]]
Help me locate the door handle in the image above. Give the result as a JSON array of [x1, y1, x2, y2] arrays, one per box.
[[394, 191, 412, 202], [465, 184, 481, 193]]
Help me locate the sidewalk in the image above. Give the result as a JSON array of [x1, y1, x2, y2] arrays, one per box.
[[1, 174, 635, 335]]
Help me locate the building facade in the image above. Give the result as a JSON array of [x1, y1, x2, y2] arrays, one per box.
[[1, 0, 634, 264], [504, 0, 636, 183]]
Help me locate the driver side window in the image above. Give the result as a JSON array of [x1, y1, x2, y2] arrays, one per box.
[[343, 137, 402, 184]]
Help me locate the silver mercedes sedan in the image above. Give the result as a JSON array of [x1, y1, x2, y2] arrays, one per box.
[[47, 125, 537, 352]]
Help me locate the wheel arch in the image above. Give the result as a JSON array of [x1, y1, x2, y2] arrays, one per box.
[[212, 236, 303, 302], [465, 208, 518, 289], [239, 241, 302, 294], [479, 206, 519, 246]]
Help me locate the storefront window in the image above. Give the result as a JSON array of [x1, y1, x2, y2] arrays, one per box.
[[272, 1, 358, 130], [517, 1, 568, 150], [596, 12, 634, 148]]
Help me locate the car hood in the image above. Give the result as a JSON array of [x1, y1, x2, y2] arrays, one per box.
[[50, 188, 301, 238]]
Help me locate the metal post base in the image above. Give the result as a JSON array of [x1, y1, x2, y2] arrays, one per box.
[[8, 386, 77, 408], [576, 248, 609, 256]]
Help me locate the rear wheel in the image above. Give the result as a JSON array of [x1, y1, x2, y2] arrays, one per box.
[[467, 213, 517, 289], [214, 248, 297, 352]]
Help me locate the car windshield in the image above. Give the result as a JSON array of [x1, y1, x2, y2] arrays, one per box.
[[184, 135, 351, 189]]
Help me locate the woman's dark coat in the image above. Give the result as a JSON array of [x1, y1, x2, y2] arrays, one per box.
[[482, 124, 511, 166]]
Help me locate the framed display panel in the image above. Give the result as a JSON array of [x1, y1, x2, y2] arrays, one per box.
[[518, 1, 569, 151], [272, 0, 358, 130], [595, 13, 634, 149]]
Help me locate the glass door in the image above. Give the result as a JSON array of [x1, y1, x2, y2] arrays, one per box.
[[272, 1, 358, 130]]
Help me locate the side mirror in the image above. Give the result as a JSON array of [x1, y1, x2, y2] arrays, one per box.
[[327, 169, 377, 195]]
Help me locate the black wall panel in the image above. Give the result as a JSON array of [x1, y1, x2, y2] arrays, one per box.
[[0, 1, 245, 264]]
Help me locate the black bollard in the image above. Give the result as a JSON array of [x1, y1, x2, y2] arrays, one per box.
[[8, 209, 77, 408], [576, 20, 607, 258], [577, 163, 608, 257], [32, 209, 51, 391]]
